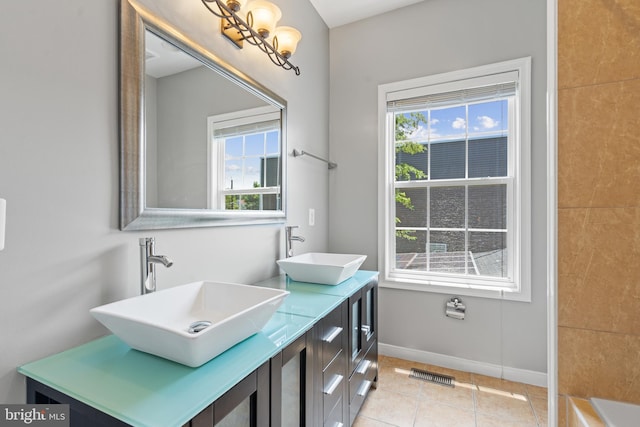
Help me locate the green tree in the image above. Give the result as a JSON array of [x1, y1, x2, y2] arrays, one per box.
[[225, 182, 261, 210], [395, 112, 427, 241]]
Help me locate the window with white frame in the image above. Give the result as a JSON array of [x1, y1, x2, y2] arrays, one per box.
[[208, 106, 281, 211], [378, 58, 531, 300]]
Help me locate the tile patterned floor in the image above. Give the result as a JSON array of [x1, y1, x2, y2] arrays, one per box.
[[354, 355, 548, 427]]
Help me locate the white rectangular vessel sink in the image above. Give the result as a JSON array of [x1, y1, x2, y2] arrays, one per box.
[[277, 252, 367, 285], [90, 281, 289, 367]]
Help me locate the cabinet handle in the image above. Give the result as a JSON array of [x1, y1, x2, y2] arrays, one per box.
[[356, 359, 372, 375], [322, 326, 343, 343], [323, 374, 344, 396], [356, 380, 372, 397], [361, 324, 370, 334]]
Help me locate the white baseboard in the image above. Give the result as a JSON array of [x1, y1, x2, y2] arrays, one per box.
[[379, 342, 547, 388]]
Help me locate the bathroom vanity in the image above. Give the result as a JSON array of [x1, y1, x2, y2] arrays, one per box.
[[19, 271, 378, 427]]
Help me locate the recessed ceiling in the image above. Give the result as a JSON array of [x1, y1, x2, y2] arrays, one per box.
[[309, 0, 425, 28]]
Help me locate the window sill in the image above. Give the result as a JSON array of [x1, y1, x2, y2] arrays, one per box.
[[379, 277, 531, 302]]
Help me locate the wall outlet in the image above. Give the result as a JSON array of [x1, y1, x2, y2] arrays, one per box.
[[308, 208, 315, 226]]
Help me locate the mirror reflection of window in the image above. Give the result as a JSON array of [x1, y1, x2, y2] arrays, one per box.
[[121, 2, 288, 230], [208, 106, 282, 211]]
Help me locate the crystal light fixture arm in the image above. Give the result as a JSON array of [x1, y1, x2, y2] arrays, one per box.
[[201, 0, 301, 76]]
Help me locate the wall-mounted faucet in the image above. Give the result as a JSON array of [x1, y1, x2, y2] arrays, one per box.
[[285, 225, 305, 258], [140, 237, 173, 295]]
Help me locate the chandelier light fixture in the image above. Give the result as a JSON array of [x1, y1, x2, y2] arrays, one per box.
[[201, 0, 302, 75]]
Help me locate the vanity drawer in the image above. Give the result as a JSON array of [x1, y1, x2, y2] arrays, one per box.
[[324, 393, 345, 427], [323, 353, 346, 422], [349, 342, 377, 424], [320, 304, 345, 369]]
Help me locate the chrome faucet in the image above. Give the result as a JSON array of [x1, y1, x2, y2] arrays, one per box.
[[139, 237, 173, 295], [285, 226, 305, 258]]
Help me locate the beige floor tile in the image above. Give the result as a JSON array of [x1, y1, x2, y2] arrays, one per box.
[[358, 388, 418, 427], [472, 373, 528, 395], [353, 357, 550, 427], [476, 412, 538, 427], [414, 400, 475, 427], [376, 363, 423, 397], [526, 384, 548, 399], [420, 381, 475, 411], [353, 415, 397, 427], [475, 391, 537, 424], [530, 395, 548, 426]]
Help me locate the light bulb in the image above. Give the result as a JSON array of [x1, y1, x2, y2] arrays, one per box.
[[247, 0, 281, 38], [273, 26, 301, 58]]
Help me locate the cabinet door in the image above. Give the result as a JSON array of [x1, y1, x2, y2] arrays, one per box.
[[348, 291, 363, 376], [361, 280, 378, 350], [270, 333, 313, 427], [187, 362, 269, 427]]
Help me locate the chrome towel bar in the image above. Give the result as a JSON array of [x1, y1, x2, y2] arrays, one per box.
[[292, 149, 337, 169]]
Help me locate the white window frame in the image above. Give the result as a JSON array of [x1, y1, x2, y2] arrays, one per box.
[[378, 57, 532, 301], [207, 106, 281, 210]]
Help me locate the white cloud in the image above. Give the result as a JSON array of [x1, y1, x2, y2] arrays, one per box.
[[452, 117, 466, 129], [408, 125, 429, 140], [476, 115, 499, 129]]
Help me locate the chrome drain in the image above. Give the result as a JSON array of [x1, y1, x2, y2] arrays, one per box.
[[409, 368, 455, 387], [188, 321, 212, 334]]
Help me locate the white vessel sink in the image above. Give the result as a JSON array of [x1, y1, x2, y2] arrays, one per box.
[[277, 252, 367, 285], [90, 281, 289, 367]]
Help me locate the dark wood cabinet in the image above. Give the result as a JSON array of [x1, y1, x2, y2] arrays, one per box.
[[316, 302, 348, 427], [270, 332, 313, 426], [348, 279, 378, 426], [185, 362, 269, 427]]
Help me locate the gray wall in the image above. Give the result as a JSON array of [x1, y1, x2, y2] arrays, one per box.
[[0, 0, 329, 403], [329, 0, 548, 374]]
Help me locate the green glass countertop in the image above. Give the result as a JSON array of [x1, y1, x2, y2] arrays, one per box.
[[18, 271, 378, 427]]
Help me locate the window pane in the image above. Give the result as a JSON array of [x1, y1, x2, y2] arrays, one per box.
[[225, 137, 243, 157], [245, 134, 264, 156], [395, 143, 428, 181], [225, 194, 240, 209], [430, 186, 465, 228], [468, 185, 507, 229], [395, 112, 428, 142], [468, 136, 507, 178], [396, 188, 427, 228], [262, 156, 280, 187], [262, 193, 279, 210], [239, 193, 261, 210], [430, 105, 466, 141], [242, 157, 261, 188], [266, 131, 279, 154], [225, 159, 242, 189], [469, 232, 507, 277], [431, 140, 465, 179], [468, 100, 508, 137], [429, 231, 467, 274], [395, 230, 427, 270]]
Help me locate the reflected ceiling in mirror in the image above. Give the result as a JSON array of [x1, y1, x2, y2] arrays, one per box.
[[120, 0, 287, 230]]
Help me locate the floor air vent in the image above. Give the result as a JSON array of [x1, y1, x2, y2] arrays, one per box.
[[409, 368, 455, 387]]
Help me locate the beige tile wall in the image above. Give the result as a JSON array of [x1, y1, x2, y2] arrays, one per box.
[[558, 0, 640, 412]]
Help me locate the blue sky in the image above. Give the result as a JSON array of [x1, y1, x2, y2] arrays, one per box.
[[402, 99, 508, 142], [224, 131, 280, 189]]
